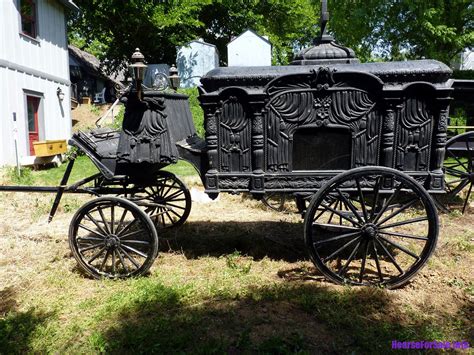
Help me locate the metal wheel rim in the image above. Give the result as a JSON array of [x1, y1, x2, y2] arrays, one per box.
[[69, 197, 158, 279], [304, 167, 438, 289]]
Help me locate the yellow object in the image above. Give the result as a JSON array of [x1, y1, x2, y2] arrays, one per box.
[[33, 140, 67, 157]]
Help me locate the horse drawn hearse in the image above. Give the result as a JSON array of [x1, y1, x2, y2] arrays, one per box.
[[1, 12, 473, 289]]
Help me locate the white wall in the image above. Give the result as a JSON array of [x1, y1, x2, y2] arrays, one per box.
[[0, 0, 71, 166], [227, 30, 271, 67], [177, 40, 219, 87]]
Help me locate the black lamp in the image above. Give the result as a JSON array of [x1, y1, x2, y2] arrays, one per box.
[[129, 48, 147, 98], [169, 64, 180, 91]]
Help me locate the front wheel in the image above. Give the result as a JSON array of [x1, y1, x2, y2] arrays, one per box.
[[304, 167, 438, 289], [69, 197, 158, 279]]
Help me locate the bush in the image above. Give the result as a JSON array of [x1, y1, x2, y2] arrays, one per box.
[[178, 87, 205, 137]]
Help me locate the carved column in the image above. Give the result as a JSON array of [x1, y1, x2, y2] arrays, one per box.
[[250, 103, 265, 193], [381, 100, 398, 168], [205, 108, 219, 174], [432, 100, 449, 172], [430, 98, 450, 190]]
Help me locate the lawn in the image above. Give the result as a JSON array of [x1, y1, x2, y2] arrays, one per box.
[[0, 163, 472, 353]]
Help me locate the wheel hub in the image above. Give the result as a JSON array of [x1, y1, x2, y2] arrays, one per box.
[[104, 235, 120, 250], [361, 224, 378, 239]]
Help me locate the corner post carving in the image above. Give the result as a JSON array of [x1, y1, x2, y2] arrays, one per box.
[[205, 108, 219, 174], [432, 99, 450, 172], [381, 99, 399, 167], [250, 103, 265, 193]]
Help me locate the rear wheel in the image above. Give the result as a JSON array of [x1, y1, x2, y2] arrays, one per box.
[[130, 171, 192, 231], [69, 197, 158, 279], [304, 167, 438, 289], [440, 132, 474, 214]]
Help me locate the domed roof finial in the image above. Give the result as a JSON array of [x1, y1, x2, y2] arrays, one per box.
[[291, 0, 359, 65]]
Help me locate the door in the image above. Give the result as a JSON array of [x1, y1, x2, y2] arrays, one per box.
[[26, 96, 40, 155]]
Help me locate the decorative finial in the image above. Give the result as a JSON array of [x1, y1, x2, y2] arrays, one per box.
[[320, 0, 329, 38]]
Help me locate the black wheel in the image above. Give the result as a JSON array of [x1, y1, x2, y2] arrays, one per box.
[[441, 132, 474, 214], [131, 171, 192, 230], [262, 193, 287, 212], [304, 167, 438, 289], [69, 197, 158, 279]]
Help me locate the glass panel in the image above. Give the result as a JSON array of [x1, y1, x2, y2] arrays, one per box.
[[292, 127, 352, 170], [27, 97, 38, 132]]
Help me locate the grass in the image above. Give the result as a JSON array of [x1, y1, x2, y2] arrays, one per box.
[[3, 155, 198, 187]]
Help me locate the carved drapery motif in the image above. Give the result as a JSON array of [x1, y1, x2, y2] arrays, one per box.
[[265, 68, 380, 171], [117, 96, 177, 164], [218, 96, 251, 172], [395, 97, 433, 171]]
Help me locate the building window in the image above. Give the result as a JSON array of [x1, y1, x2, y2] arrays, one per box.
[[20, 0, 37, 38]]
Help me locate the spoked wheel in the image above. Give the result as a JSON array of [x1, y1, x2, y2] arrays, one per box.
[[441, 132, 474, 214], [69, 197, 158, 279], [262, 193, 287, 212], [304, 167, 438, 289], [131, 171, 192, 230]]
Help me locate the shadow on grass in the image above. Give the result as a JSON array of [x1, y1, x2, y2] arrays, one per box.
[[159, 221, 307, 262], [0, 287, 52, 354], [91, 280, 472, 354]]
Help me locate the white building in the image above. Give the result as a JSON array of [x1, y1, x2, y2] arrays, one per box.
[[227, 29, 272, 67], [177, 39, 219, 87], [0, 0, 79, 165]]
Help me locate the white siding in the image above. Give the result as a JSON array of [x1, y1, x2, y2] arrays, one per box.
[[0, 0, 71, 166], [177, 40, 219, 87], [227, 30, 272, 67]]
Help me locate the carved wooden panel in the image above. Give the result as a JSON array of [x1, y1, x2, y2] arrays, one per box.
[[217, 96, 251, 172], [395, 97, 433, 171], [265, 68, 381, 172]]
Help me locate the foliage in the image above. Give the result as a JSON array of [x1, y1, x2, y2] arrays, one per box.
[[453, 69, 474, 80], [178, 87, 205, 137], [6, 167, 34, 185], [330, 0, 474, 63]]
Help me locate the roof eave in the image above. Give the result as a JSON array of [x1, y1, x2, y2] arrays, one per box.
[[57, 0, 80, 14]]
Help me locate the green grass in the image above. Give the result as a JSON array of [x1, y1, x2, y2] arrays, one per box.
[[178, 87, 205, 137]]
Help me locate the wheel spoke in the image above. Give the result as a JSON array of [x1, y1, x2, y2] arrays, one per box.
[[87, 246, 106, 264], [115, 209, 128, 235], [77, 225, 106, 239], [447, 149, 468, 171], [110, 205, 115, 234], [118, 246, 141, 269], [162, 202, 186, 210], [375, 239, 404, 275], [378, 216, 428, 230], [97, 207, 111, 235], [338, 239, 362, 277], [355, 178, 369, 222], [121, 244, 148, 258], [163, 189, 184, 201], [120, 240, 150, 245], [359, 240, 370, 283], [319, 203, 362, 227], [336, 189, 364, 224], [118, 229, 146, 240], [79, 243, 104, 253], [99, 249, 111, 271], [116, 218, 138, 238], [462, 183, 473, 214], [112, 250, 116, 274], [85, 213, 109, 236], [116, 248, 129, 273], [375, 198, 418, 226], [370, 176, 381, 221], [322, 236, 361, 263], [372, 240, 384, 282], [312, 223, 359, 233], [371, 184, 401, 224], [378, 235, 421, 260], [378, 231, 428, 241], [313, 230, 361, 246]]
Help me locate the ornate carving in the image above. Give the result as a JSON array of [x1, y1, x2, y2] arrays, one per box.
[[117, 95, 177, 164], [218, 177, 250, 189], [218, 96, 252, 173], [395, 97, 432, 171]]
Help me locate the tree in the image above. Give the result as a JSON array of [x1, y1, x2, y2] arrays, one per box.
[[329, 0, 473, 64], [68, 0, 320, 70]]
